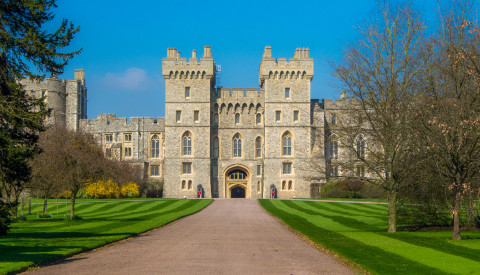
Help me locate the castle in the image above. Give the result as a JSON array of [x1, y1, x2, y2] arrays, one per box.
[[25, 46, 351, 199]]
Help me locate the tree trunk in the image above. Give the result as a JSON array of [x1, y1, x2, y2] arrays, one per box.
[[467, 192, 474, 224], [388, 190, 398, 233], [43, 197, 48, 214], [453, 191, 462, 240], [70, 196, 76, 219], [28, 199, 31, 215]]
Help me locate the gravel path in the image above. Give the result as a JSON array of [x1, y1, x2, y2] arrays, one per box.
[[26, 199, 354, 275]]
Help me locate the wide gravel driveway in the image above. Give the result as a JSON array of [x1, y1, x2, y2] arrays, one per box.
[[27, 199, 353, 275]]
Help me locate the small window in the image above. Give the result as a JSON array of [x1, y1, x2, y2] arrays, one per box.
[[233, 134, 242, 157], [185, 87, 190, 98], [235, 113, 240, 124], [276, 111, 281, 122], [213, 137, 219, 158], [214, 113, 219, 125], [188, 180, 192, 190], [358, 115, 363, 125], [257, 165, 261, 176], [285, 88, 290, 99], [124, 147, 132, 157], [182, 163, 192, 174], [332, 114, 336, 125], [282, 132, 292, 156], [176, 111, 181, 122], [182, 180, 186, 190], [124, 133, 132, 142], [182, 132, 192, 156], [288, 180, 293, 190], [255, 137, 262, 158], [105, 134, 113, 143], [329, 166, 338, 177], [41, 90, 46, 98], [282, 163, 292, 174], [356, 166, 365, 177], [282, 180, 287, 191], [256, 113, 261, 124], [257, 181, 261, 193], [293, 111, 299, 122], [151, 135, 160, 158], [194, 111, 199, 122], [150, 165, 160, 176]]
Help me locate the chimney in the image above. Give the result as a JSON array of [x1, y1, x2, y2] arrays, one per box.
[[74, 69, 85, 81], [167, 48, 177, 58], [203, 46, 212, 58], [192, 49, 197, 59], [340, 91, 346, 99], [263, 46, 272, 59]]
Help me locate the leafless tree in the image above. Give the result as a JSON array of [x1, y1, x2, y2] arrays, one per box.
[[414, 0, 480, 240], [333, 0, 427, 232]]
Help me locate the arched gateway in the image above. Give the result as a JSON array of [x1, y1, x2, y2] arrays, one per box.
[[224, 165, 251, 198]]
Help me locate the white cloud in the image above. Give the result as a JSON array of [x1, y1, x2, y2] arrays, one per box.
[[99, 67, 159, 92]]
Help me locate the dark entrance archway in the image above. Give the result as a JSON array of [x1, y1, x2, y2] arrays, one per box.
[[231, 186, 246, 198]]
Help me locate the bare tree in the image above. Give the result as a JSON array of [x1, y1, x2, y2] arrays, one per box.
[[333, 0, 426, 232], [415, 0, 480, 240]]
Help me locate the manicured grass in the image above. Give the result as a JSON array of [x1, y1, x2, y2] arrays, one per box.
[[297, 197, 387, 203], [260, 199, 480, 275], [0, 199, 212, 274]]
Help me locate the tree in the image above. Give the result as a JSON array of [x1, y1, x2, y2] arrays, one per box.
[[0, 0, 79, 234], [414, 0, 480, 240], [333, 0, 426, 232]]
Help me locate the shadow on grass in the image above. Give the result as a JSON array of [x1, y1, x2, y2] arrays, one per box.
[[260, 200, 444, 275], [4, 231, 136, 240]]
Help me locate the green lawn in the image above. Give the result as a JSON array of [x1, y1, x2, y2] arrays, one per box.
[[0, 199, 212, 274], [260, 199, 480, 275]]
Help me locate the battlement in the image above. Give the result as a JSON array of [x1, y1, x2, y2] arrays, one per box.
[[217, 88, 263, 99], [259, 46, 314, 86], [80, 114, 165, 133], [162, 46, 215, 80]]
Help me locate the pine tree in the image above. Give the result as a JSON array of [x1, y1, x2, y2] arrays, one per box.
[[0, 0, 80, 236]]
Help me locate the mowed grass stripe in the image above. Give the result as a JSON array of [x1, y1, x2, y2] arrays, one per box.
[[0, 199, 212, 275], [260, 199, 443, 274]]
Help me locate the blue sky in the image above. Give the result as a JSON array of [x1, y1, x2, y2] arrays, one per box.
[[50, 0, 460, 118]]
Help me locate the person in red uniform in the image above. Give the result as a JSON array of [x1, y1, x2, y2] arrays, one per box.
[[272, 189, 276, 199], [198, 189, 202, 198]]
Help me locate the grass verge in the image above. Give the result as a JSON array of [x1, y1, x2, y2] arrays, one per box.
[[1, 199, 212, 274], [259, 199, 480, 275]]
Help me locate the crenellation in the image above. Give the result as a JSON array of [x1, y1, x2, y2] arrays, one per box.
[[26, 46, 358, 200]]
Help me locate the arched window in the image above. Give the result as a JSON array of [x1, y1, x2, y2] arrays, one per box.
[[256, 113, 261, 124], [288, 180, 293, 190], [213, 137, 219, 158], [151, 135, 160, 158], [329, 136, 338, 160], [282, 132, 292, 156], [182, 131, 192, 156], [182, 180, 186, 190], [233, 134, 242, 157], [188, 180, 192, 190], [356, 136, 365, 159], [235, 113, 240, 124], [257, 181, 261, 193], [214, 113, 219, 125], [282, 180, 287, 191], [255, 137, 262, 158]]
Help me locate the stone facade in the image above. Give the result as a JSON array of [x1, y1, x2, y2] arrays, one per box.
[[20, 69, 87, 131], [28, 46, 356, 199]]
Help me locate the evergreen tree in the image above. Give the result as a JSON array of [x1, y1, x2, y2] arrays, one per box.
[[0, 0, 80, 236]]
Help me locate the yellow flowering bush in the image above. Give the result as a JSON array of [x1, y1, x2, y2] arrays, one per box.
[[84, 180, 139, 198]]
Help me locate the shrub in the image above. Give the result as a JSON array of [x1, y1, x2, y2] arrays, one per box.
[[338, 178, 365, 192], [121, 182, 140, 198], [38, 213, 52, 219], [143, 181, 164, 198], [64, 215, 83, 220]]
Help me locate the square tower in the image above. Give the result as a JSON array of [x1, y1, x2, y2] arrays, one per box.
[[162, 47, 216, 198]]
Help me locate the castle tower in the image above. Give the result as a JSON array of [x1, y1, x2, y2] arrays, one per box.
[[259, 46, 315, 198], [66, 69, 87, 131], [162, 47, 216, 198]]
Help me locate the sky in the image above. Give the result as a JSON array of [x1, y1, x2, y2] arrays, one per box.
[[47, 0, 469, 119]]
